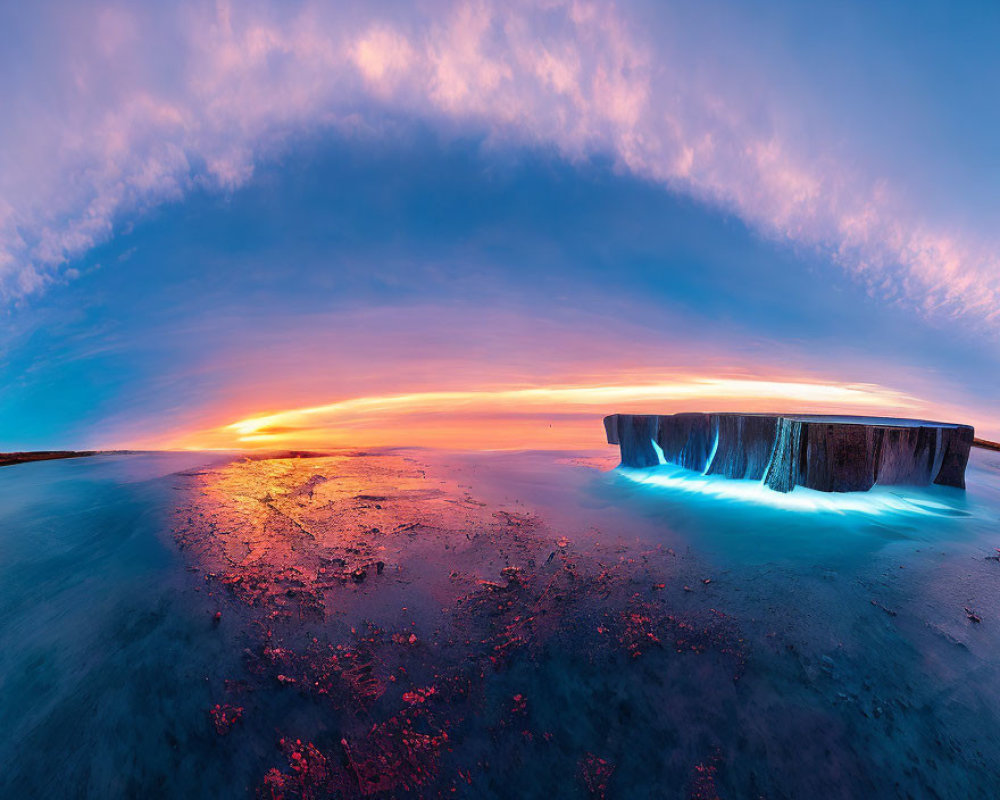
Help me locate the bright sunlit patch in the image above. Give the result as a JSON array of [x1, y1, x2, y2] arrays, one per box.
[[618, 464, 967, 517]]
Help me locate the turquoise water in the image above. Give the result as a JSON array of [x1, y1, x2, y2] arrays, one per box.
[[604, 450, 1000, 796], [427, 447, 1000, 796], [1, 448, 999, 797]]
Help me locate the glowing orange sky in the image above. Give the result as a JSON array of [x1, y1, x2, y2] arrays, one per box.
[[151, 372, 985, 452], [4, 2, 1000, 458]]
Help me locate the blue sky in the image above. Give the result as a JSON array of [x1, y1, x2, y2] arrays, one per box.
[[1, 1, 998, 449]]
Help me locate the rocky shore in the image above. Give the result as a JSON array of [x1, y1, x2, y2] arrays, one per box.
[[0, 450, 96, 467]]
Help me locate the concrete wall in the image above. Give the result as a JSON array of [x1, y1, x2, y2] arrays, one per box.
[[605, 413, 974, 493]]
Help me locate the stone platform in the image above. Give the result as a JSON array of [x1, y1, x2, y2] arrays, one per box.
[[604, 413, 974, 493]]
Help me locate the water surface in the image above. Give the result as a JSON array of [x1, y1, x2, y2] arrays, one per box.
[[1, 448, 998, 797]]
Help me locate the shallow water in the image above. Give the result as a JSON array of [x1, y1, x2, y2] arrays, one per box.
[[1, 448, 999, 797]]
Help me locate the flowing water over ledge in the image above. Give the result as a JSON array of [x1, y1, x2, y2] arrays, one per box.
[[1, 447, 999, 798]]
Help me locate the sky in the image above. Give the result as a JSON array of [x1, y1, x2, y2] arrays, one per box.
[[1, 0, 999, 451]]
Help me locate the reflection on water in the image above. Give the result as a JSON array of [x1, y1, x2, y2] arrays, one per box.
[[587, 450, 999, 569], [618, 462, 974, 517], [0, 448, 999, 797]]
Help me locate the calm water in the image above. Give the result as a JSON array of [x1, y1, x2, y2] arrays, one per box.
[[2, 448, 1000, 797]]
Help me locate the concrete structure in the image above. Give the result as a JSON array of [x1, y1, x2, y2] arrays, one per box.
[[604, 413, 974, 493]]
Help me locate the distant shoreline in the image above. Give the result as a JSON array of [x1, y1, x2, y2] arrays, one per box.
[[0, 439, 997, 468], [0, 451, 97, 467]]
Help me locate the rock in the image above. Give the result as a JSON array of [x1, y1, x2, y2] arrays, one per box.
[[605, 413, 974, 493], [705, 414, 778, 481]]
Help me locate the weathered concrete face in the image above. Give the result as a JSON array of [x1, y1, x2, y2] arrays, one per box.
[[605, 413, 974, 493]]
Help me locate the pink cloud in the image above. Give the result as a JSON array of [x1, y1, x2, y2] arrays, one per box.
[[1, 0, 998, 328], [90, 301, 1000, 449]]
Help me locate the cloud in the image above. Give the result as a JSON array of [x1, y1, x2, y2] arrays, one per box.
[[2, 0, 998, 326], [161, 375, 924, 451]]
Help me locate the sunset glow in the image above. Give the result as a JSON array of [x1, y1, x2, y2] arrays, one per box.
[[0, 0, 996, 452], [163, 376, 926, 450]]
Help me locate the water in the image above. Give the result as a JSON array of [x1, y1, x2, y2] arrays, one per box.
[[1, 448, 999, 797], [0, 453, 253, 796]]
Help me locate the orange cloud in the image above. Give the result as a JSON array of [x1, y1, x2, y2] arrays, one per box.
[[161, 375, 927, 451]]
